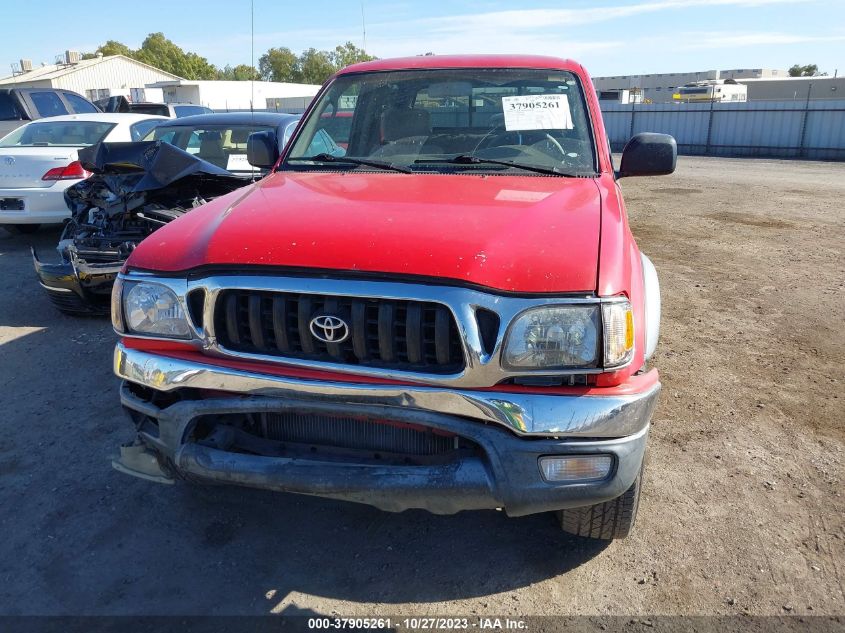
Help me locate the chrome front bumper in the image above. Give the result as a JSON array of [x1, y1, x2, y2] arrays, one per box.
[[114, 344, 659, 515], [114, 343, 660, 437]]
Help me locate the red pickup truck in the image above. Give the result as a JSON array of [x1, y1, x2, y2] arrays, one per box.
[[111, 55, 675, 540]]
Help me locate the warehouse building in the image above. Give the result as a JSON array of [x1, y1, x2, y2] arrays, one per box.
[[593, 68, 787, 103], [0, 53, 180, 102], [145, 79, 321, 111], [739, 76, 845, 101]]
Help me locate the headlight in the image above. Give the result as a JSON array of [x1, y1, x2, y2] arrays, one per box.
[[123, 282, 191, 338], [602, 300, 634, 367], [502, 300, 634, 370], [503, 306, 600, 369]]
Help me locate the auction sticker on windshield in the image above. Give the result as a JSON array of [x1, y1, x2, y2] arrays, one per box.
[[501, 94, 573, 131]]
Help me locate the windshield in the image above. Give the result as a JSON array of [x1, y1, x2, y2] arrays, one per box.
[[285, 68, 596, 175], [0, 93, 23, 121], [0, 120, 115, 147], [679, 87, 710, 95], [144, 123, 274, 172]]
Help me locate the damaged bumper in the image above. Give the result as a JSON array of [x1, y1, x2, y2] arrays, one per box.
[[32, 247, 117, 314], [114, 344, 658, 516]]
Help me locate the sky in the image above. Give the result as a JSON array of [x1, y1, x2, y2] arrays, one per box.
[[1, 0, 843, 77]]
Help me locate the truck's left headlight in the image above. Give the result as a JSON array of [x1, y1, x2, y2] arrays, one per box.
[[503, 306, 600, 369], [123, 282, 191, 338], [502, 300, 635, 370]]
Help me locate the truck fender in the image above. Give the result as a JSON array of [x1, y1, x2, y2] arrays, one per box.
[[640, 253, 661, 360]]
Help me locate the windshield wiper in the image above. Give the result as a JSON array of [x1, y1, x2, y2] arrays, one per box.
[[288, 153, 412, 174], [416, 154, 583, 177]]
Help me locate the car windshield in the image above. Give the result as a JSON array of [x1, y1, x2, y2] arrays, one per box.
[[144, 123, 274, 172], [285, 68, 596, 175], [0, 93, 23, 121], [0, 120, 115, 147]]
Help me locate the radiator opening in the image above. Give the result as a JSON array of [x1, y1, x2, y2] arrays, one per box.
[[189, 410, 481, 466]]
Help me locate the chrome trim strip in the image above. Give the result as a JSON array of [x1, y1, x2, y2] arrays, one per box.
[[38, 282, 72, 293], [114, 343, 659, 437], [116, 272, 632, 389]]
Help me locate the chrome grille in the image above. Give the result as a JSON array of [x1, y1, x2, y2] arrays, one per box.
[[214, 290, 465, 373]]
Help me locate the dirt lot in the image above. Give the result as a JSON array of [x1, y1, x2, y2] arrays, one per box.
[[0, 156, 842, 617]]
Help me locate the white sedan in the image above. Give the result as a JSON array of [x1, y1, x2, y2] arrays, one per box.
[[0, 113, 167, 234]]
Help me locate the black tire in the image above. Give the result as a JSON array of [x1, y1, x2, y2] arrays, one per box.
[[557, 467, 644, 540], [1, 224, 40, 235]]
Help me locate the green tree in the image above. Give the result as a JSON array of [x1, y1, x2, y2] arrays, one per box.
[[96, 40, 134, 58], [218, 64, 261, 80], [788, 63, 826, 77], [298, 48, 336, 84], [330, 41, 376, 69], [259, 47, 300, 82], [133, 32, 217, 79]]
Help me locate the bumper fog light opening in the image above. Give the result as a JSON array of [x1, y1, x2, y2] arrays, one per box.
[[538, 455, 614, 483]]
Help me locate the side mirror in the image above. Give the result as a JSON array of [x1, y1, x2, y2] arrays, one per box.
[[618, 133, 677, 178], [247, 130, 279, 168]]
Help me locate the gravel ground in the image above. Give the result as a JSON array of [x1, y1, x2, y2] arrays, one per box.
[[0, 156, 842, 617]]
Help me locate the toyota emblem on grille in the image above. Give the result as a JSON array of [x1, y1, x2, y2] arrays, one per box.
[[2, 157, 14, 166], [309, 315, 349, 343]]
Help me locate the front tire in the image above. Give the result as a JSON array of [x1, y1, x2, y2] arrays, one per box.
[[1, 224, 40, 235], [557, 467, 643, 540]]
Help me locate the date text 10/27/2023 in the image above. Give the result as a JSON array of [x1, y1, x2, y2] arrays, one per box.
[[307, 617, 529, 630]]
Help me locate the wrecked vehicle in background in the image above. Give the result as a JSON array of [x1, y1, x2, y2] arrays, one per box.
[[33, 112, 302, 314], [33, 141, 245, 314]]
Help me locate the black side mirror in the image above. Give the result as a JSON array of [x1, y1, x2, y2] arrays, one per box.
[[618, 133, 677, 178], [247, 130, 279, 168]]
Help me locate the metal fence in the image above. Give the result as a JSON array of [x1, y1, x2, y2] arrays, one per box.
[[600, 99, 845, 160]]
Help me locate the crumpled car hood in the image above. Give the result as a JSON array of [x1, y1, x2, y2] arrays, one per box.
[[72, 140, 244, 198], [127, 170, 603, 294]]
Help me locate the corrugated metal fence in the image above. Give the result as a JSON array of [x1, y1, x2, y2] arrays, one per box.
[[600, 99, 845, 160]]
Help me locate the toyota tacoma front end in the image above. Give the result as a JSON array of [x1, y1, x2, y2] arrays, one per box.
[[111, 55, 675, 539]]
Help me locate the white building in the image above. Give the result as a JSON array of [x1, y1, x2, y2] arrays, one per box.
[[145, 79, 322, 111], [0, 53, 180, 102]]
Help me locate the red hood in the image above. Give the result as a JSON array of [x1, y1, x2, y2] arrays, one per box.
[[127, 171, 602, 293]]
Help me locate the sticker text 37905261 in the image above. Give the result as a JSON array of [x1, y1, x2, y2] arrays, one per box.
[[501, 94, 574, 131]]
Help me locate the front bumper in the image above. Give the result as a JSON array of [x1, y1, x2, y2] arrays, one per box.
[[114, 344, 659, 516], [32, 248, 118, 314]]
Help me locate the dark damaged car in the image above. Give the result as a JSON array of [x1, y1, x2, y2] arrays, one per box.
[[33, 112, 301, 314]]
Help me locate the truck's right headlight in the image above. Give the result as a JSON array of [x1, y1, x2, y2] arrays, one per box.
[[123, 282, 191, 338]]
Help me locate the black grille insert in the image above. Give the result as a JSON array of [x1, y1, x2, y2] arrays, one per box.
[[257, 411, 459, 455], [192, 411, 479, 465], [214, 290, 465, 373]]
